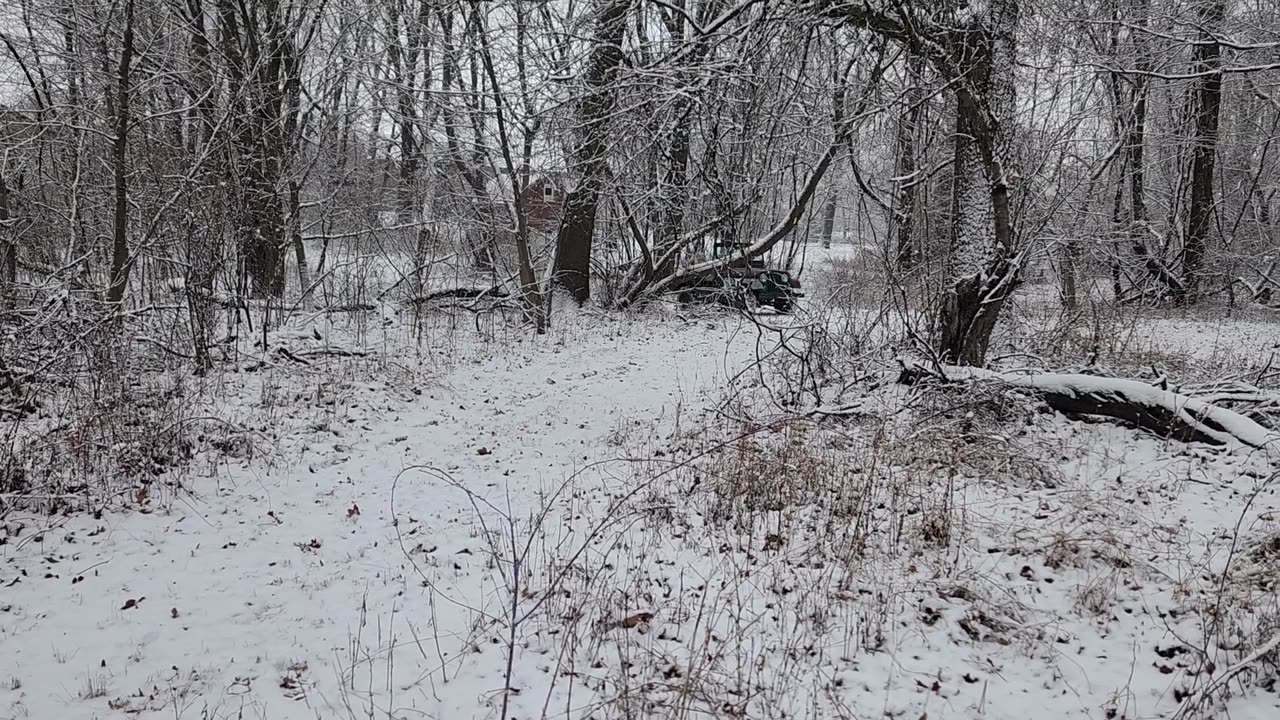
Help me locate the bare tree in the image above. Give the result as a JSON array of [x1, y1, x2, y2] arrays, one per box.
[[104, 0, 136, 305], [831, 1, 1022, 365], [1178, 0, 1227, 302], [552, 0, 630, 303]]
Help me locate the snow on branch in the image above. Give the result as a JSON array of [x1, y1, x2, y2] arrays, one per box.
[[902, 363, 1280, 451]]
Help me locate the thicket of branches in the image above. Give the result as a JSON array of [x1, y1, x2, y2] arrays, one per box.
[[0, 0, 1277, 413]]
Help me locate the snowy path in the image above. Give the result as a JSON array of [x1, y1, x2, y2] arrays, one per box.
[[1, 318, 751, 720], [6, 305, 1280, 720]]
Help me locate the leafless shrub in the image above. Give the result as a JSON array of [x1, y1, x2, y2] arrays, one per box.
[[816, 250, 889, 311]]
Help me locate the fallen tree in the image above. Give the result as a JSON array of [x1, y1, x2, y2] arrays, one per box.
[[616, 44, 890, 309], [407, 286, 509, 304], [900, 363, 1280, 451]]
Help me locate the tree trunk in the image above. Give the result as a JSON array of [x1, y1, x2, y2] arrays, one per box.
[[819, 193, 837, 249], [289, 180, 309, 299], [552, 0, 630, 303], [935, 0, 1020, 366], [476, 0, 545, 331], [655, 103, 692, 277], [936, 93, 1000, 364], [388, 0, 423, 224], [1110, 0, 1182, 295], [105, 0, 135, 305], [216, 0, 299, 300], [827, 2, 1021, 365], [0, 174, 14, 291], [1060, 240, 1079, 311], [892, 58, 923, 270], [1109, 115, 1127, 300], [1178, 0, 1225, 303], [1125, 43, 1154, 274], [182, 0, 218, 368]]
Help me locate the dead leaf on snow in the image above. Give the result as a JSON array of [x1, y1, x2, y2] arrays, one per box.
[[615, 611, 654, 630]]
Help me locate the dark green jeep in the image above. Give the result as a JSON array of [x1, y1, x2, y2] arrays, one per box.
[[674, 240, 803, 312]]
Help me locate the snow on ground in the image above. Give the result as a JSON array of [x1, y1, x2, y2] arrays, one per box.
[[4, 255, 1280, 720], [1, 309, 750, 720]]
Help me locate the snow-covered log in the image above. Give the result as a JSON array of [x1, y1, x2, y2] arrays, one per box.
[[901, 364, 1280, 450]]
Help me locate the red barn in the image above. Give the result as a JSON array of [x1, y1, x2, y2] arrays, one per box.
[[521, 175, 567, 235]]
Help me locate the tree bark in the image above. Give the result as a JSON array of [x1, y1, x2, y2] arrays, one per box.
[[0, 174, 13, 291], [655, 103, 692, 277], [934, 0, 1020, 366], [1107, 0, 1183, 296], [830, 1, 1021, 366], [105, 0, 135, 306], [216, 0, 304, 300], [1060, 240, 1079, 311], [819, 193, 837, 249], [892, 57, 923, 270], [552, 0, 630, 303], [1178, 0, 1226, 303]]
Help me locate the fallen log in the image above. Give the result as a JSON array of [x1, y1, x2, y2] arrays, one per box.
[[901, 363, 1280, 450], [407, 286, 508, 304]]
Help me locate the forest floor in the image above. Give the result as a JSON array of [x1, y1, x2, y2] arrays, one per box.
[[3, 249, 1280, 720]]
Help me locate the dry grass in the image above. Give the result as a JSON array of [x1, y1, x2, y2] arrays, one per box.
[[494, 370, 1083, 718]]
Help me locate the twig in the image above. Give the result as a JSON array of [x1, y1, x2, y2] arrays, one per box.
[[1173, 633, 1280, 720]]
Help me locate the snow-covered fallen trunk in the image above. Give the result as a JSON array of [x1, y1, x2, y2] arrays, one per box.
[[902, 363, 1280, 451]]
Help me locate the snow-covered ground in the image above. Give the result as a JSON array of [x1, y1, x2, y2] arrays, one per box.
[[4, 251, 1280, 720], [1, 310, 754, 719]]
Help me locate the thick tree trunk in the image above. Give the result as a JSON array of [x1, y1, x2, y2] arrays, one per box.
[[1178, 0, 1225, 303], [552, 0, 630, 303], [216, 0, 299, 300], [827, 1, 1021, 365], [105, 0, 135, 305], [935, 0, 1020, 366], [388, 0, 423, 224], [937, 96, 1001, 364]]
